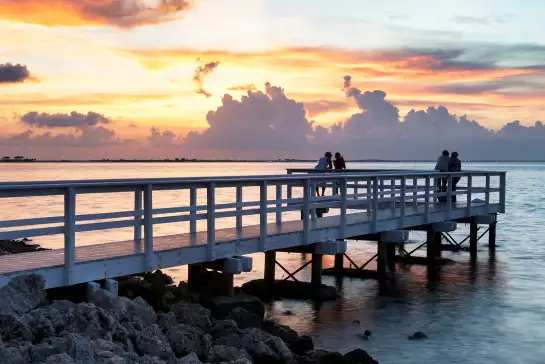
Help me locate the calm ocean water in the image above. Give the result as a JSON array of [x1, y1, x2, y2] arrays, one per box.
[[0, 161, 543, 364]]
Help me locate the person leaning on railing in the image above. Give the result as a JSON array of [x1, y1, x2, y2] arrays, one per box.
[[449, 152, 462, 202], [434, 150, 450, 202]]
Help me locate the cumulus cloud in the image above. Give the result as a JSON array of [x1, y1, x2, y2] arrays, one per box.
[[20, 111, 112, 128], [304, 100, 351, 117], [193, 60, 220, 98], [0, 63, 31, 84], [184, 82, 312, 153], [147, 127, 181, 148], [0, 0, 193, 28]]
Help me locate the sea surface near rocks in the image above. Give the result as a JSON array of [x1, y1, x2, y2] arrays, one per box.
[[1, 161, 545, 363]]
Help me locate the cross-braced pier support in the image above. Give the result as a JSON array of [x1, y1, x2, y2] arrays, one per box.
[[187, 256, 252, 296], [440, 214, 498, 256]]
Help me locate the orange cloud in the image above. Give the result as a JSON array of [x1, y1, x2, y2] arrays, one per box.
[[0, 0, 193, 27]]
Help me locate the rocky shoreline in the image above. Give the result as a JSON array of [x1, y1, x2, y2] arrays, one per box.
[[0, 271, 379, 364]]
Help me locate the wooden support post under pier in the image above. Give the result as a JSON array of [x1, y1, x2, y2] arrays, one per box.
[[489, 220, 497, 250], [334, 254, 344, 275], [377, 241, 388, 276], [264, 251, 276, 287], [311, 253, 323, 285], [434, 232, 442, 258], [426, 230, 436, 266], [470, 217, 478, 257]]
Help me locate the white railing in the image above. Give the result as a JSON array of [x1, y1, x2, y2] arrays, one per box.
[[0, 171, 505, 283]]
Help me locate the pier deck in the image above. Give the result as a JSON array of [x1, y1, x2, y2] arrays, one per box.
[[0, 170, 505, 289]]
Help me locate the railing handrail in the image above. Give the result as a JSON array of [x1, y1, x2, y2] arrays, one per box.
[[0, 170, 507, 192]]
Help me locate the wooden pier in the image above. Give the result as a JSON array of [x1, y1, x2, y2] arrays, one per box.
[[0, 170, 506, 295]]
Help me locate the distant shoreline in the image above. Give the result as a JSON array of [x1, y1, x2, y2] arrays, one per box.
[[0, 159, 536, 163]]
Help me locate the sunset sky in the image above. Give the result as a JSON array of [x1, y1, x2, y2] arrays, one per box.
[[1, 0, 545, 159]]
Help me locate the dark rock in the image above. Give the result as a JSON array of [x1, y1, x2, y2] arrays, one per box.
[[30, 305, 68, 334], [65, 333, 97, 364], [298, 350, 343, 364], [90, 289, 157, 328], [204, 294, 265, 320], [0, 344, 28, 364], [364, 330, 371, 337], [0, 313, 33, 342], [171, 302, 212, 332], [166, 324, 212, 360], [24, 309, 56, 342], [342, 349, 378, 364], [144, 270, 174, 287], [207, 345, 251, 364], [176, 352, 203, 364], [30, 341, 65, 363], [238, 328, 293, 364], [298, 336, 314, 353], [240, 280, 337, 303], [228, 307, 262, 329], [94, 338, 126, 356], [157, 312, 178, 333], [135, 324, 174, 362], [95, 350, 125, 363], [213, 333, 243, 347], [62, 303, 118, 340], [262, 321, 313, 355], [0, 274, 47, 315], [209, 320, 239, 339], [135, 355, 168, 364], [408, 331, 427, 340], [42, 353, 77, 364], [352, 320, 360, 324], [281, 310, 294, 316], [0, 239, 48, 254]]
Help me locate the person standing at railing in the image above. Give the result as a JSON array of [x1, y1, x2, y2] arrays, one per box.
[[333, 152, 346, 195], [434, 150, 450, 202], [449, 152, 462, 202], [314, 151, 333, 196]]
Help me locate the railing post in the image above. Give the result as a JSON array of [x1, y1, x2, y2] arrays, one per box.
[[260, 181, 268, 251], [412, 177, 418, 208], [390, 178, 395, 209], [340, 178, 347, 239], [446, 174, 452, 219], [425, 175, 430, 223], [499, 173, 506, 213], [303, 179, 310, 244], [287, 171, 293, 199], [485, 173, 491, 213], [354, 180, 359, 199], [134, 188, 142, 245], [236, 185, 243, 238], [400, 176, 406, 227], [190, 187, 197, 245], [143, 184, 155, 271], [275, 184, 282, 224], [64, 187, 76, 286], [310, 181, 317, 220], [372, 177, 379, 233], [467, 174, 473, 216], [207, 183, 216, 261]]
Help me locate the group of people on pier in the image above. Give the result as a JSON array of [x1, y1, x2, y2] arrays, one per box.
[[313, 150, 463, 202]]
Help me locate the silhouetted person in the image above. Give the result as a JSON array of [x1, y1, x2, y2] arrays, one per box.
[[449, 151, 462, 202], [314, 151, 333, 196], [333, 152, 346, 195], [434, 150, 450, 202]]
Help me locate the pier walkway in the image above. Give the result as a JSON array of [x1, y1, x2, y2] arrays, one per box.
[[0, 170, 506, 289]]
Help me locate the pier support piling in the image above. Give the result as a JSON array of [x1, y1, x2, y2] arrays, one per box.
[[311, 253, 323, 285], [264, 251, 276, 287], [489, 217, 497, 250], [470, 217, 478, 257], [104, 279, 118, 296], [334, 253, 344, 275]]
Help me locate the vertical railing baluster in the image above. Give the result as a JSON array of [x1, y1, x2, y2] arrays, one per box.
[[340, 178, 347, 239], [467, 174, 473, 216], [236, 185, 243, 238], [275, 184, 282, 224], [400, 177, 406, 227], [412, 177, 418, 208], [485, 173, 491, 213], [303, 179, 310, 244], [425, 176, 430, 223], [189, 187, 197, 245], [372, 177, 379, 233], [134, 188, 142, 252], [143, 184, 154, 271], [260, 181, 268, 251], [310, 181, 317, 220], [207, 183, 216, 261], [354, 180, 359, 199], [446, 174, 452, 219], [287, 171, 293, 199], [390, 178, 395, 209], [499, 173, 506, 213], [64, 187, 76, 286]]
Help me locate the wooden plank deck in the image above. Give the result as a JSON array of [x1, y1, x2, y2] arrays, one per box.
[[0, 201, 493, 276]]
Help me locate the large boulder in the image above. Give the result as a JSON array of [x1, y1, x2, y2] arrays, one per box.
[[62, 303, 118, 340], [170, 302, 212, 332], [209, 320, 239, 339], [90, 289, 157, 327], [93, 338, 126, 356], [0, 313, 33, 342], [238, 328, 293, 364], [65, 333, 97, 364], [342, 349, 378, 364], [41, 353, 77, 364], [135, 355, 168, 364], [135, 324, 175, 362], [0, 274, 46, 315], [298, 350, 343, 364], [204, 295, 265, 320], [166, 324, 212, 360], [29, 338, 67, 363], [262, 321, 313, 355], [176, 352, 203, 364], [28, 305, 69, 335], [207, 345, 251, 364], [24, 309, 56, 342], [0, 344, 28, 364], [228, 307, 261, 329], [157, 312, 178, 333]]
